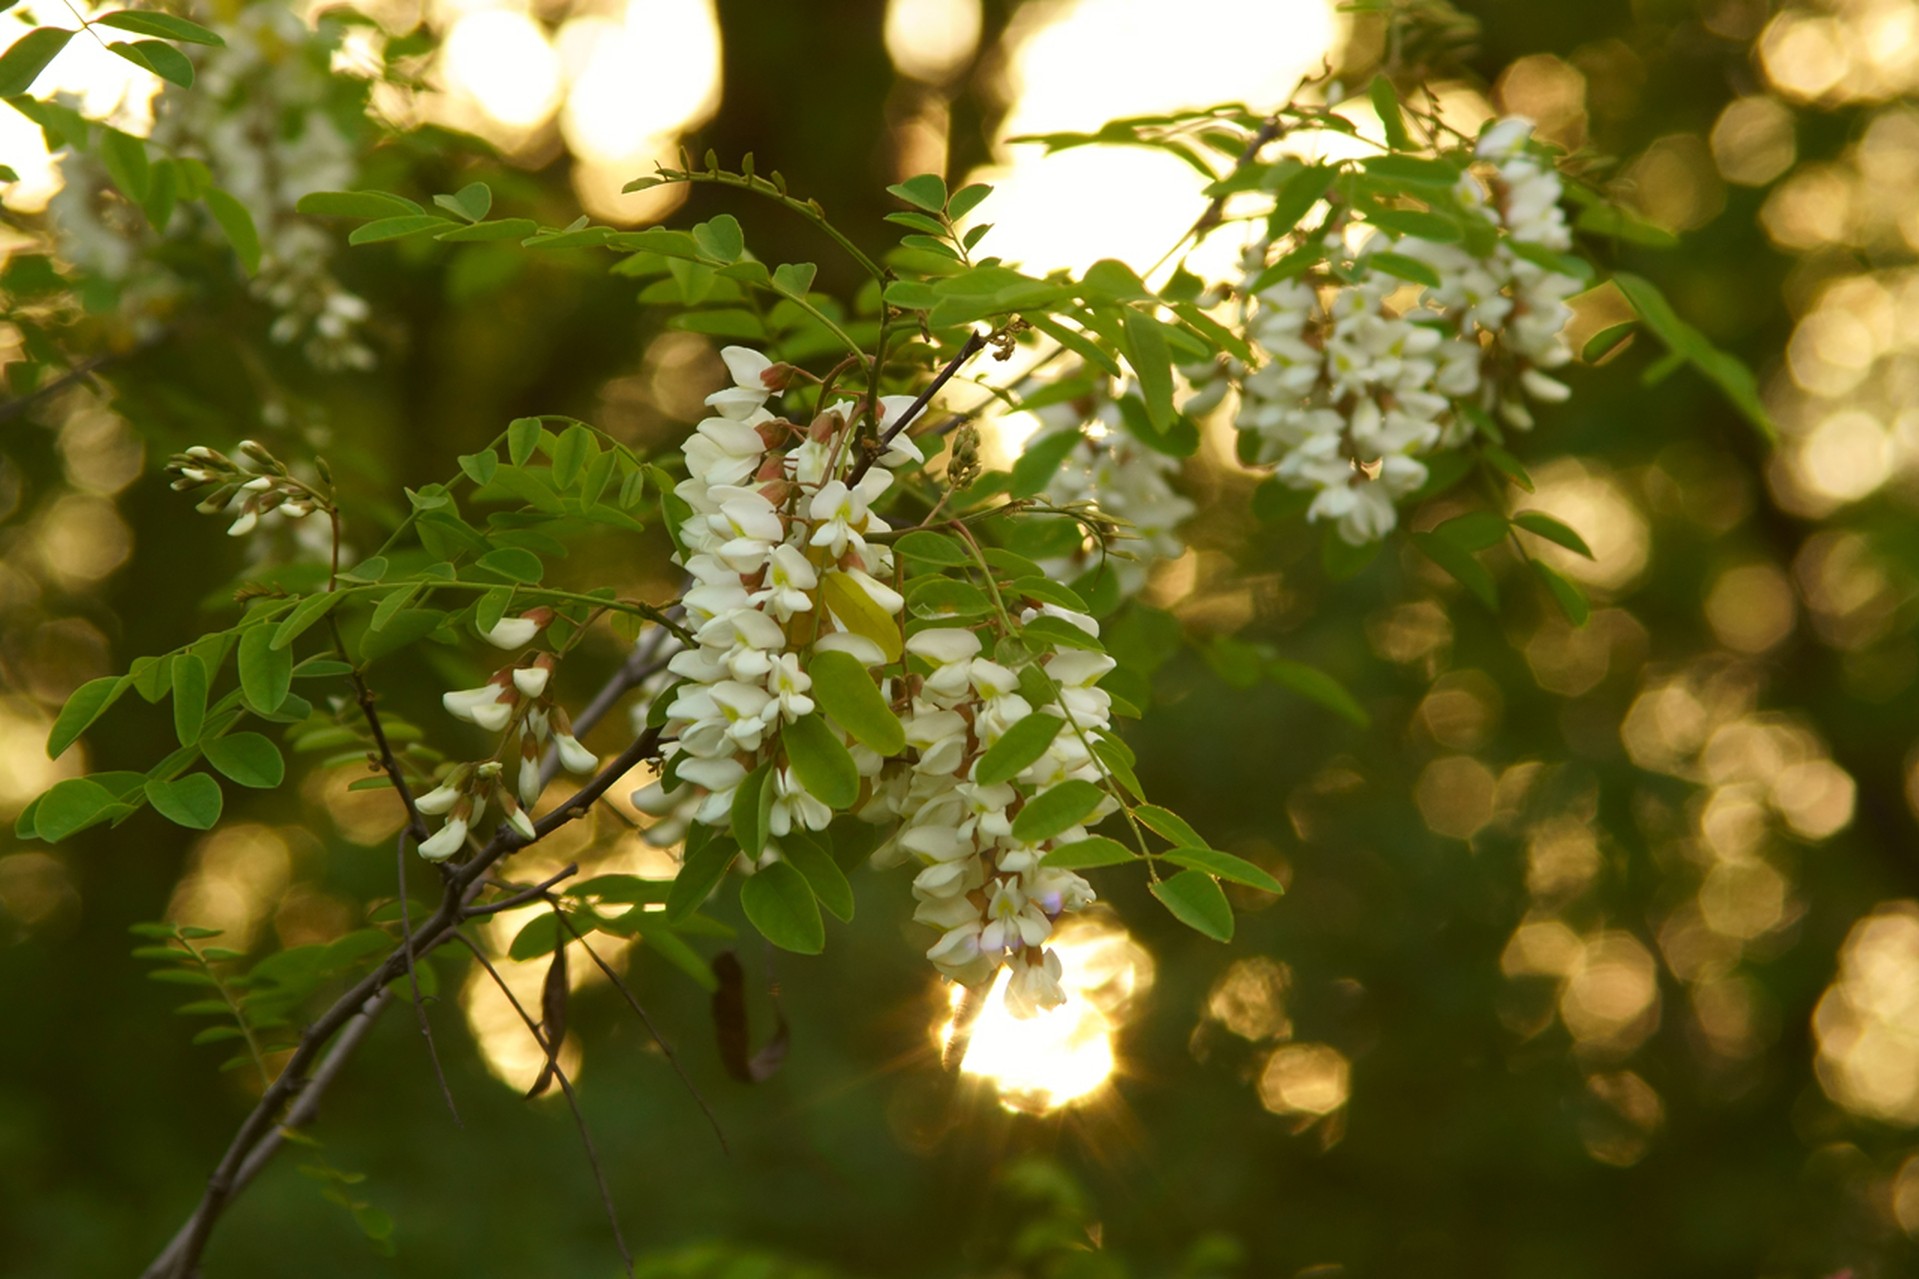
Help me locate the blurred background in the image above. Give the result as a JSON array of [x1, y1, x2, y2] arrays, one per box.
[[6, 0, 1919, 1275]]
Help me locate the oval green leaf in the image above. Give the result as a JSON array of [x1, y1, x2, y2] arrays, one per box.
[[1150, 869, 1234, 942], [740, 860, 824, 955], [807, 649, 905, 755], [145, 774, 223, 830], [974, 712, 1064, 787], [1010, 778, 1104, 844], [782, 714, 860, 809], [1162, 846, 1284, 895], [203, 733, 285, 789]]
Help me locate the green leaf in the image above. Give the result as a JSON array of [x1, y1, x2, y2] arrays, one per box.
[[782, 714, 859, 809], [1612, 271, 1776, 441], [47, 675, 126, 759], [780, 830, 853, 922], [665, 831, 737, 924], [547, 422, 595, 489], [95, 10, 223, 44], [1119, 308, 1174, 433], [297, 190, 422, 219], [145, 774, 223, 830], [33, 777, 125, 842], [740, 861, 824, 954], [887, 173, 947, 212], [1010, 779, 1104, 844], [808, 649, 905, 755], [1266, 164, 1337, 238], [1412, 531, 1498, 610], [1134, 803, 1204, 849], [237, 623, 293, 715], [434, 181, 491, 222], [1042, 836, 1138, 870], [1024, 314, 1121, 379], [1435, 510, 1508, 552], [1512, 510, 1594, 558], [974, 713, 1065, 787], [100, 128, 148, 202], [772, 261, 817, 297], [202, 188, 259, 273], [171, 653, 207, 745], [732, 761, 774, 858], [270, 592, 341, 650], [1367, 208, 1461, 243], [1267, 659, 1369, 728], [1367, 75, 1411, 150], [1369, 250, 1442, 289], [0, 28, 76, 96], [894, 530, 974, 567], [691, 213, 743, 262], [349, 214, 457, 245], [507, 417, 542, 467], [108, 39, 192, 88], [475, 547, 542, 584], [203, 733, 285, 789], [947, 182, 992, 219], [1481, 444, 1534, 492], [1150, 869, 1234, 942], [1532, 559, 1591, 626], [1162, 846, 1283, 894]]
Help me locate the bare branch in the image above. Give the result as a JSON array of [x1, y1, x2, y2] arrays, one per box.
[[144, 723, 664, 1279], [845, 330, 989, 486]]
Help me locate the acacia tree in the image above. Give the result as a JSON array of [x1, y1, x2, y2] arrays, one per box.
[[1, 3, 1789, 1275]]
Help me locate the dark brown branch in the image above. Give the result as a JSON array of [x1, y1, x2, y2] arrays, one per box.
[[144, 724, 664, 1279], [455, 930, 633, 1276], [845, 330, 988, 486], [1191, 111, 1285, 236], [466, 864, 581, 918]]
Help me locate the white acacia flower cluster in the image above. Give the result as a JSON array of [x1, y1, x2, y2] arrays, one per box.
[[48, 3, 373, 369], [1027, 394, 1195, 598], [1228, 116, 1583, 545], [422, 611, 598, 861], [631, 347, 917, 852], [864, 618, 1117, 1017], [164, 439, 322, 537]]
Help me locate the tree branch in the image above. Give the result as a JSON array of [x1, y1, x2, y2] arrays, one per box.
[[143, 723, 665, 1279], [845, 330, 988, 486]]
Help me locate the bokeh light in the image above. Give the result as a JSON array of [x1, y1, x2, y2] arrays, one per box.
[[938, 914, 1154, 1114]]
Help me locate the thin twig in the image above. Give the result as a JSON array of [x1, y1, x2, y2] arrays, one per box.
[[548, 902, 729, 1153], [142, 989, 394, 1278], [454, 930, 633, 1276], [845, 330, 988, 486], [463, 864, 581, 919]]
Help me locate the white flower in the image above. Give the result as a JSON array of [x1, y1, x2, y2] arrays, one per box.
[[512, 664, 550, 697], [418, 817, 468, 862], [1004, 948, 1067, 1018], [481, 616, 540, 649], [554, 732, 597, 775], [720, 345, 774, 392], [443, 684, 514, 733], [415, 782, 461, 815], [753, 543, 818, 620]]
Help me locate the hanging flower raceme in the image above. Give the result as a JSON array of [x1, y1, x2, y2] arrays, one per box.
[[165, 440, 331, 537], [419, 613, 598, 861], [632, 346, 914, 853], [1025, 389, 1196, 600], [1217, 115, 1586, 545], [862, 615, 1117, 1017]]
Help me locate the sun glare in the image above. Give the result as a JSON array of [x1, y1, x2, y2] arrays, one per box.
[[936, 915, 1154, 1115]]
